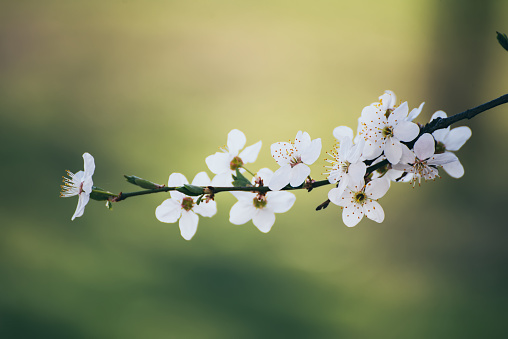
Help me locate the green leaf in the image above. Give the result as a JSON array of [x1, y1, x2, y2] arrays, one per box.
[[497, 31, 508, 52], [124, 175, 163, 189], [196, 194, 204, 205], [90, 186, 117, 201], [232, 169, 252, 187], [176, 184, 204, 196]]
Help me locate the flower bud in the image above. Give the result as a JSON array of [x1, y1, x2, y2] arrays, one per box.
[[497, 31, 508, 52], [124, 175, 164, 189]]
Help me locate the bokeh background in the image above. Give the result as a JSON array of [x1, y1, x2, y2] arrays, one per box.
[[1, 0, 508, 338]]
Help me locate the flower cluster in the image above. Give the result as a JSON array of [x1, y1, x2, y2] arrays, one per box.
[[61, 90, 475, 240]]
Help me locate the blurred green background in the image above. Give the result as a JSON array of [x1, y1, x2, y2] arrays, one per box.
[[1, 0, 508, 338]]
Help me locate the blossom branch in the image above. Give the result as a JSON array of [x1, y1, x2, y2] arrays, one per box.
[[61, 90, 508, 237], [419, 93, 508, 139]]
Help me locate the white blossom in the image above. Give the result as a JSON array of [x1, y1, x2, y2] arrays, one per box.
[[326, 126, 366, 197], [269, 131, 322, 191], [229, 168, 296, 233], [155, 172, 217, 240], [359, 93, 421, 164], [393, 133, 458, 186], [60, 152, 95, 220], [430, 111, 472, 178], [205, 129, 262, 186], [328, 178, 390, 227]]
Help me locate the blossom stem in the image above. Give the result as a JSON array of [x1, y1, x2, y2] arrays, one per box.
[[240, 165, 256, 177]]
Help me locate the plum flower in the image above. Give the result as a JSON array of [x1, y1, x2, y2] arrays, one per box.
[[430, 111, 472, 178], [205, 129, 262, 186], [359, 93, 421, 163], [269, 131, 322, 191], [393, 133, 458, 186], [326, 126, 366, 197], [60, 152, 95, 220], [229, 168, 296, 233], [155, 172, 217, 240], [328, 178, 390, 227]]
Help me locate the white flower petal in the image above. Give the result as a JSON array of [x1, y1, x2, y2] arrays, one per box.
[[205, 152, 232, 175], [179, 210, 199, 240], [256, 168, 274, 184], [155, 199, 182, 223], [362, 141, 383, 160], [230, 190, 254, 200], [71, 193, 89, 220], [193, 199, 217, 218], [267, 191, 296, 213], [393, 121, 420, 142], [361, 105, 380, 120], [168, 173, 188, 201], [294, 131, 311, 154], [211, 173, 233, 187], [229, 200, 256, 225], [338, 137, 352, 160], [191, 172, 211, 186], [348, 161, 367, 186], [239, 141, 262, 164], [365, 178, 390, 200], [227, 129, 246, 156], [289, 163, 310, 187], [268, 165, 291, 191], [399, 144, 415, 164], [429, 152, 458, 166], [388, 101, 408, 123], [442, 160, 465, 178], [432, 128, 449, 143], [407, 102, 424, 121], [342, 203, 364, 227], [414, 133, 435, 160], [328, 187, 349, 207], [252, 209, 276, 233], [301, 138, 321, 165], [349, 138, 365, 163], [431, 110, 447, 121], [444, 126, 472, 151], [82, 152, 95, 177], [364, 200, 384, 223], [333, 126, 354, 141], [384, 137, 402, 164]]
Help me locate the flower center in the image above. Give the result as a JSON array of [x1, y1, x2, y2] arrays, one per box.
[[384, 108, 393, 119], [381, 125, 394, 138], [290, 156, 302, 168], [230, 156, 244, 171], [435, 141, 446, 154], [253, 194, 267, 209], [181, 197, 194, 211], [354, 191, 367, 204]]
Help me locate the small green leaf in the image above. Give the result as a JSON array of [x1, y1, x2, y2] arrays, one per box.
[[106, 201, 113, 210], [124, 175, 163, 189], [497, 31, 508, 52], [232, 169, 252, 187], [90, 186, 117, 201], [196, 194, 204, 205], [176, 185, 204, 196]]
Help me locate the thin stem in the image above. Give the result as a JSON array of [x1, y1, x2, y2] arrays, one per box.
[[240, 165, 256, 177]]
